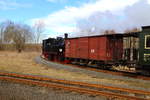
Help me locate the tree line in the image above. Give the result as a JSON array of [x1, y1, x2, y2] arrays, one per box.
[[0, 20, 45, 52]]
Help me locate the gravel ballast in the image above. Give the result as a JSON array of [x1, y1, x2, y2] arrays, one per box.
[[35, 56, 150, 91], [0, 80, 107, 100]]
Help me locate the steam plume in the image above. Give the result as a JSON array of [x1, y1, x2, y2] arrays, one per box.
[[74, 0, 150, 37]]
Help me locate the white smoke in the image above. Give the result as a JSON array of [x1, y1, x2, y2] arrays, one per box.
[[74, 0, 150, 37]]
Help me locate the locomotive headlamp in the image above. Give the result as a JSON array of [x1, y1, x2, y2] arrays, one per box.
[[59, 49, 63, 52]]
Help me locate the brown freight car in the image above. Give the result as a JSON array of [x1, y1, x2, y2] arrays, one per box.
[[65, 34, 123, 66]]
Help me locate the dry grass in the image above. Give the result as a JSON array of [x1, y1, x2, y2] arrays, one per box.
[[0, 51, 149, 89], [0, 44, 41, 52], [0, 51, 110, 82]]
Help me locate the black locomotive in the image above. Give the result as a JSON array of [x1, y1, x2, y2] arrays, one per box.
[[42, 37, 65, 61]]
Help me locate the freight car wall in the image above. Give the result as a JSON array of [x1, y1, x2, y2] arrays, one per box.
[[65, 35, 123, 62]]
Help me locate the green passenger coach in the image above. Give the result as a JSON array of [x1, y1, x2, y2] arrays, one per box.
[[138, 26, 150, 74]]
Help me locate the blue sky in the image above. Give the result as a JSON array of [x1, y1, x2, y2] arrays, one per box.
[[0, 0, 79, 22], [0, 0, 150, 39], [0, 0, 97, 23], [0, 0, 98, 38]]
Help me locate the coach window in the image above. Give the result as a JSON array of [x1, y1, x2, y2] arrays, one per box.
[[145, 35, 150, 49], [144, 54, 150, 62]]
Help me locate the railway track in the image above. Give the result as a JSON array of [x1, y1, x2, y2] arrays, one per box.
[[39, 56, 150, 81], [0, 71, 149, 100]]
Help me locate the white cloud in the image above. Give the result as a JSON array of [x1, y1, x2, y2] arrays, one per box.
[[31, 0, 142, 37], [0, 0, 31, 10]]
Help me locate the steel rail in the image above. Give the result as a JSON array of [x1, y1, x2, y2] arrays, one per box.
[[0, 75, 147, 100], [0, 71, 149, 96]]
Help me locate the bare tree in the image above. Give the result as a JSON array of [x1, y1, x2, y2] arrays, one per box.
[[33, 20, 45, 44], [0, 24, 3, 50], [0, 23, 3, 45], [3, 21, 33, 52], [0, 21, 9, 50]]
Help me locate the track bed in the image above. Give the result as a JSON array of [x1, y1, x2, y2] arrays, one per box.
[[0, 72, 149, 100], [0, 80, 107, 100], [35, 56, 150, 91]]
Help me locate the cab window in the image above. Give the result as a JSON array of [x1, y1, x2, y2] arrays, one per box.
[[145, 35, 150, 49]]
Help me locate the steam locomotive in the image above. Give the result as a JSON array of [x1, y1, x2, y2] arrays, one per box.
[[42, 26, 150, 75]]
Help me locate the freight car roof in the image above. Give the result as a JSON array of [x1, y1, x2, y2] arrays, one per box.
[[123, 32, 139, 37], [66, 34, 123, 39], [66, 33, 139, 39]]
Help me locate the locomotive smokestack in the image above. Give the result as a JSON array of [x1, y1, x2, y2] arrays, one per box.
[[64, 33, 68, 39]]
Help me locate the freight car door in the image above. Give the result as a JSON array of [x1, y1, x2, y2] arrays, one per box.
[[89, 37, 99, 60], [77, 38, 89, 59], [98, 37, 107, 61], [65, 40, 71, 57], [109, 37, 123, 61], [70, 39, 78, 58]]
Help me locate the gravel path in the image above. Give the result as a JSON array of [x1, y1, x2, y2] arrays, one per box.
[[35, 56, 150, 91], [0, 80, 107, 100]]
